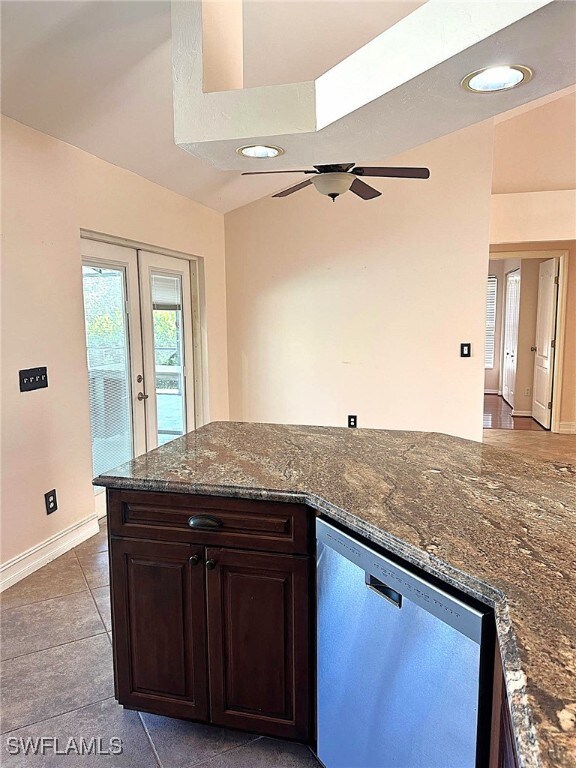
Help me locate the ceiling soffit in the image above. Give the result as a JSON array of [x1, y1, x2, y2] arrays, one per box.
[[172, 0, 576, 172]]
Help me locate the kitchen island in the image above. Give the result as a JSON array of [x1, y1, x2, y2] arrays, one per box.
[[96, 421, 576, 768]]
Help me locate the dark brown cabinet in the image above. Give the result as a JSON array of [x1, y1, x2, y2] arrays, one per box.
[[110, 538, 208, 721], [206, 547, 310, 740], [108, 490, 313, 742]]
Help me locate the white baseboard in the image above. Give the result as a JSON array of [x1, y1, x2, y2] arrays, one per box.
[[558, 422, 576, 434], [484, 389, 499, 395], [0, 514, 99, 593], [511, 410, 532, 417]]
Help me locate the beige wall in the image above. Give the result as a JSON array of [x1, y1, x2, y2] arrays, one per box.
[[484, 260, 504, 393], [1, 116, 228, 565], [491, 241, 576, 428], [491, 190, 576, 245], [492, 93, 576, 195], [225, 123, 494, 442]]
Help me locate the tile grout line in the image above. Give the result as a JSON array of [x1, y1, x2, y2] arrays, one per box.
[[183, 737, 265, 768], [184, 736, 264, 768], [72, 547, 110, 632], [0, 630, 109, 665], [0, 585, 90, 612], [0, 695, 116, 737], [137, 712, 166, 768]]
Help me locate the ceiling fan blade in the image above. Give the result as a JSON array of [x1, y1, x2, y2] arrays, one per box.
[[313, 163, 355, 174], [350, 178, 381, 200], [273, 179, 314, 198], [241, 170, 310, 176], [353, 166, 430, 179]]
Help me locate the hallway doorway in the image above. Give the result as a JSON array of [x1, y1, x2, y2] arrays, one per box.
[[483, 249, 569, 434]]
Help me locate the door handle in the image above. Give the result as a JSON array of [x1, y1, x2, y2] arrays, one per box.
[[205, 559, 217, 570], [187, 515, 222, 530], [531, 346, 537, 352], [137, 392, 149, 401]]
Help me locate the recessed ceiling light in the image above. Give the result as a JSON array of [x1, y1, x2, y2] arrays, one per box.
[[461, 65, 533, 93], [237, 145, 284, 159]]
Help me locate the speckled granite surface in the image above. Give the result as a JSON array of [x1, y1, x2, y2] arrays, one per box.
[[95, 422, 576, 768]]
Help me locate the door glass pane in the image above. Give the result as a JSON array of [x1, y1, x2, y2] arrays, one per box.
[[82, 266, 134, 479], [151, 273, 186, 445]]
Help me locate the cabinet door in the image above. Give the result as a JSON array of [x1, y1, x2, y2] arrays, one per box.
[[206, 548, 311, 741], [110, 538, 208, 720]]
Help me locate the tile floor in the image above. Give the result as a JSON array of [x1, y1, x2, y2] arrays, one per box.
[[0, 522, 320, 767], [483, 428, 576, 465]]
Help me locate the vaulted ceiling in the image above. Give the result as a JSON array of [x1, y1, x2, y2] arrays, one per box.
[[2, 1, 575, 212]]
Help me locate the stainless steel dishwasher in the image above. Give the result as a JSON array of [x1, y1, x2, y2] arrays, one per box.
[[316, 518, 493, 768]]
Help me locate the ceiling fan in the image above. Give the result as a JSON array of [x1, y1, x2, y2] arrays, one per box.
[[242, 163, 430, 201]]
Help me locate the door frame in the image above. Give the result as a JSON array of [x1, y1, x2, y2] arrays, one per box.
[[491, 249, 569, 434], [81, 230, 208, 429]]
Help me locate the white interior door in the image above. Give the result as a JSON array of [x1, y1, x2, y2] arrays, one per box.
[[138, 251, 196, 448], [502, 270, 520, 408], [532, 258, 558, 428], [81, 240, 146, 481]]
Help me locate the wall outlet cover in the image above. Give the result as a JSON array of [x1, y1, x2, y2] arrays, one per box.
[[45, 489, 58, 515], [348, 415, 357, 428]]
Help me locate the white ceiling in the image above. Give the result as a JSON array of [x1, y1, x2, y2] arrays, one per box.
[[1, 1, 575, 213]]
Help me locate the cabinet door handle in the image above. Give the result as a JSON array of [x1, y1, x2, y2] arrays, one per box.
[[189, 554, 201, 566], [205, 559, 217, 570], [187, 515, 223, 530]]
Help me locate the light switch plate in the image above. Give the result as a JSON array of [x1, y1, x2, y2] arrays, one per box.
[[20, 367, 48, 392]]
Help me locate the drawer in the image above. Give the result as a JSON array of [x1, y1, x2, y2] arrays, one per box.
[[107, 490, 312, 555]]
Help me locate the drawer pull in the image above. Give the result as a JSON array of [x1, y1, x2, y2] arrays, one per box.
[[187, 515, 223, 530]]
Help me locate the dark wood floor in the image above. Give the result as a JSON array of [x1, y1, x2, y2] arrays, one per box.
[[483, 395, 544, 431]]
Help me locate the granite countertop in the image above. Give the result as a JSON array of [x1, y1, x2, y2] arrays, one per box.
[[95, 421, 576, 768]]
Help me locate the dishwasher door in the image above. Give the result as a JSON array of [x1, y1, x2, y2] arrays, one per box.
[[316, 519, 486, 768]]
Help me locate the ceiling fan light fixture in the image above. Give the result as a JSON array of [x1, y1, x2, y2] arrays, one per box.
[[461, 65, 532, 93], [312, 172, 354, 200], [237, 144, 284, 159]]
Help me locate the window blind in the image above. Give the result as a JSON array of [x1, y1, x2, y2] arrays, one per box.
[[152, 274, 182, 311], [485, 275, 498, 369]]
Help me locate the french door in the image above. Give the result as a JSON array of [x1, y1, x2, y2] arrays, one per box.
[[81, 239, 196, 480]]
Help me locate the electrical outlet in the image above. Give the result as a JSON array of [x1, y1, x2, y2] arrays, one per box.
[[348, 415, 357, 428], [524, 387, 531, 397], [45, 489, 57, 515]]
